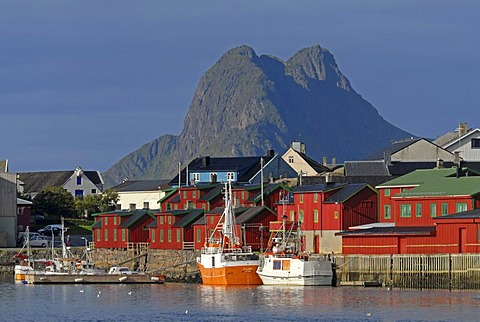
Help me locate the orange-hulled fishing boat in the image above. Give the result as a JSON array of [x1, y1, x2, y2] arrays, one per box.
[[196, 181, 262, 285]]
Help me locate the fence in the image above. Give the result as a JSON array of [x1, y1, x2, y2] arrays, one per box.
[[334, 253, 480, 290]]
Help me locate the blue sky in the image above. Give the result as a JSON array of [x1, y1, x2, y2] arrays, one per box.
[[1, 1, 478, 172]]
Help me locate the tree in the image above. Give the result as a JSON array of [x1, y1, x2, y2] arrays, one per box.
[[32, 186, 76, 218], [75, 189, 119, 217]]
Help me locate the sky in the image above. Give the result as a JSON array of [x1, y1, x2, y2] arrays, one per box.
[[1, 1, 478, 173]]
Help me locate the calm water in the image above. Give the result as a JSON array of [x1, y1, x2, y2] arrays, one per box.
[[1, 276, 480, 321]]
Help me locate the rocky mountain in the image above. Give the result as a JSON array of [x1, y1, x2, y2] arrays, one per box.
[[103, 45, 411, 186]]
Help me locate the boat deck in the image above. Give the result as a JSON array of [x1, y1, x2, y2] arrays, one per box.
[[24, 274, 164, 284]]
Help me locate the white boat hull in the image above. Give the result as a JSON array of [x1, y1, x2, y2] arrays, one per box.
[[257, 257, 333, 286]]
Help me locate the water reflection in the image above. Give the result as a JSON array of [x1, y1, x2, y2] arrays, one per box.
[[1, 275, 480, 321]]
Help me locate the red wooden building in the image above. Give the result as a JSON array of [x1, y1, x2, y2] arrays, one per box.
[[148, 209, 204, 250], [192, 206, 276, 251], [276, 183, 378, 254], [340, 167, 480, 254], [92, 210, 155, 248]]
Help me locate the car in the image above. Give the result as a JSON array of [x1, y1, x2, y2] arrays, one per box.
[[26, 235, 51, 248], [37, 224, 65, 236]]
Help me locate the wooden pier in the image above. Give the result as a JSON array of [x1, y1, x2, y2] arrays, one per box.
[[334, 253, 480, 290], [24, 274, 164, 284]]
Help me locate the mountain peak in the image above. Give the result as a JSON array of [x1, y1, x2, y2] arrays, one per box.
[[102, 45, 410, 186]]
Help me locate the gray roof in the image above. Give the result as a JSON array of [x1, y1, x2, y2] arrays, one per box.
[[118, 210, 156, 228], [344, 161, 389, 176], [337, 226, 436, 236], [324, 184, 372, 203], [235, 206, 275, 224], [434, 208, 480, 220], [294, 183, 345, 193], [172, 209, 204, 228], [112, 179, 170, 192], [18, 170, 104, 193], [364, 138, 422, 160]]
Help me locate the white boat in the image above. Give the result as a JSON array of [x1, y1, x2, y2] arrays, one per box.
[[256, 216, 333, 286], [196, 181, 262, 285]]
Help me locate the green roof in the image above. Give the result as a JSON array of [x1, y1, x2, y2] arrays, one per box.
[[158, 188, 178, 204], [378, 167, 480, 197]]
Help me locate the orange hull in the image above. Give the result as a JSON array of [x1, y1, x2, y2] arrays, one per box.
[[197, 262, 262, 285]]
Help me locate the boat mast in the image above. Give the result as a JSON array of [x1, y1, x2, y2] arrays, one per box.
[[222, 181, 237, 249]]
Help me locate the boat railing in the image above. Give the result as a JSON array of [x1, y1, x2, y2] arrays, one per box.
[[182, 241, 195, 250]]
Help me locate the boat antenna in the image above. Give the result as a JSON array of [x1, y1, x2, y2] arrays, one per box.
[[260, 158, 264, 206]]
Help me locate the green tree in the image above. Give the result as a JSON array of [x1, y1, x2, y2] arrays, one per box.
[[32, 186, 76, 218], [75, 189, 119, 217]]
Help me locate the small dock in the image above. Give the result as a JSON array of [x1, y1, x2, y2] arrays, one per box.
[[24, 274, 164, 284]]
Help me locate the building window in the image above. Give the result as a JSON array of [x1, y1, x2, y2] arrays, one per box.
[[122, 229, 125, 241], [210, 216, 214, 224], [168, 216, 172, 224], [104, 217, 108, 225], [151, 229, 156, 243], [299, 194, 304, 203], [334, 211, 339, 219], [227, 172, 235, 181], [166, 203, 172, 211], [430, 204, 437, 217], [96, 231, 100, 242], [193, 173, 200, 182], [143, 202, 149, 209], [290, 210, 295, 221], [384, 205, 391, 219], [75, 190, 84, 198], [313, 193, 318, 203], [241, 191, 245, 199], [210, 173, 217, 183], [456, 202, 468, 213], [168, 230, 172, 242], [183, 191, 187, 199], [105, 229, 109, 241], [313, 209, 319, 223], [441, 203, 448, 216], [174, 204, 178, 210], [384, 189, 390, 197], [299, 210, 304, 223], [113, 229, 117, 242], [76, 176, 82, 185], [129, 203, 136, 210], [288, 156, 294, 163], [401, 188, 407, 192], [91, 189, 96, 194], [197, 229, 201, 243], [160, 216, 164, 225], [400, 204, 412, 217], [471, 138, 480, 149], [416, 204, 422, 217], [160, 230, 164, 242], [192, 190, 197, 198], [176, 230, 181, 243], [113, 217, 117, 225]]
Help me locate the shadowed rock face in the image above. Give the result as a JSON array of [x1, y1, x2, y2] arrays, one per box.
[[103, 45, 411, 186]]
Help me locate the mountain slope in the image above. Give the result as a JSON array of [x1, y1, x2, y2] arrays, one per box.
[[103, 45, 410, 186]]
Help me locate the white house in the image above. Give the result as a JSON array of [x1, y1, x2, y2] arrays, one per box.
[[434, 123, 480, 161], [112, 179, 170, 211], [18, 166, 104, 199], [282, 141, 330, 176]]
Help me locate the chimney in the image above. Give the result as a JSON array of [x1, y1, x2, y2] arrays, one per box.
[[202, 156, 210, 167], [266, 149, 275, 157], [459, 122, 468, 136], [291, 141, 305, 154], [325, 172, 333, 184], [332, 157, 336, 167], [322, 156, 328, 166], [436, 158, 444, 169], [454, 151, 461, 167]]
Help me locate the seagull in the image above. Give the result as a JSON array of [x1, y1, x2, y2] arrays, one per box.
[[80, 290, 84, 293], [128, 291, 132, 295], [185, 310, 188, 314], [97, 294, 100, 298], [367, 313, 372, 317]]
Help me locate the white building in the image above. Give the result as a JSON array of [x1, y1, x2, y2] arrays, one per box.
[[112, 179, 170, 211]]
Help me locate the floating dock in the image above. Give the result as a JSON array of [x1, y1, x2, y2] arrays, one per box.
[[24, 274, 164, 284]]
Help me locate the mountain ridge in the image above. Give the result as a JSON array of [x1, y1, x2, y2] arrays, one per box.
[[103, 44, 411, 186]]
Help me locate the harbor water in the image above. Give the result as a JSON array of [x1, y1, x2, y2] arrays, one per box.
[[1, 276, 480, 321]]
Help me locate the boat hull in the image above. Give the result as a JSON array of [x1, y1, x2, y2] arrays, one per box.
[[257, 257, 333, 286], [197, 262, 262, 285]]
